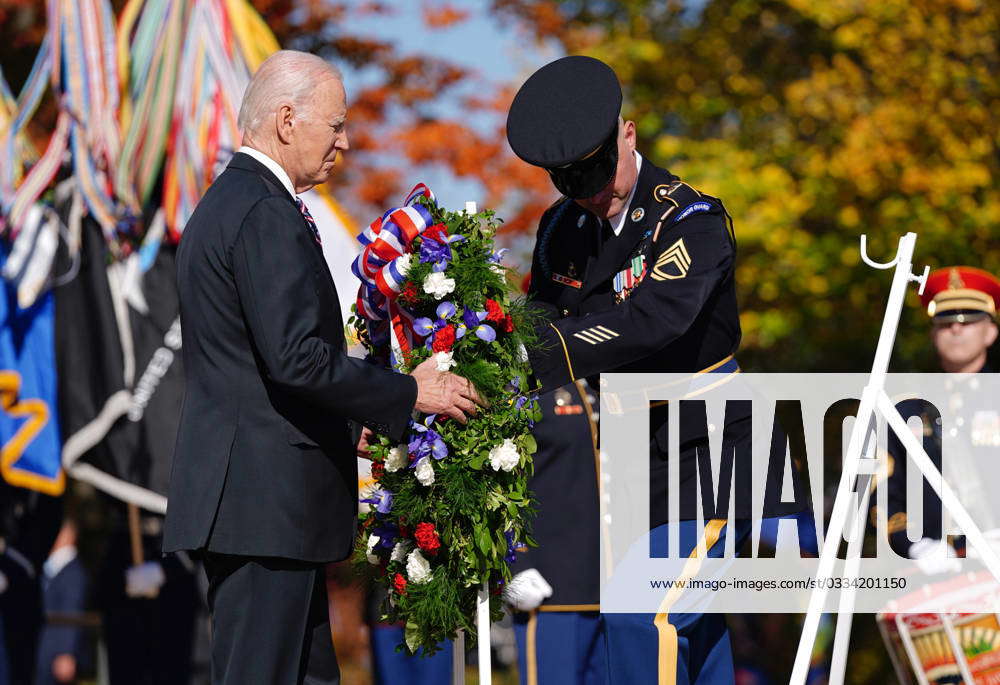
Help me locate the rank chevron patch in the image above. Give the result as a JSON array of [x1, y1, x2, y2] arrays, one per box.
[[651, 238, 691, 281]]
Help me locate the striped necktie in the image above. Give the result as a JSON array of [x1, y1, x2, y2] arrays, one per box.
[[294, 196, 323, 246]]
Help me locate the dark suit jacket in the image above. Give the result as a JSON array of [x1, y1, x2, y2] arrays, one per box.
[[163, 152, 417, 563], [35, 555, 88, 685]]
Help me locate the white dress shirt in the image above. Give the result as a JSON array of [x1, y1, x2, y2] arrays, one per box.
[[607, 151, 643, 237], [237, 145, 296, 199]]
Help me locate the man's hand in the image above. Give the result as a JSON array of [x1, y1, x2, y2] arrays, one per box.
[[411, 357, 485, 423], [502, 568, 553, 611], [357, 427, 373, 459]]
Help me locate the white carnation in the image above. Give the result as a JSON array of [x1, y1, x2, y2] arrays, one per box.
[[491, 262, 505, 276], [434, 351, 456, 371], [414, 456, 435, 486], [422, 271, 455, 299], [394, 253, 412, 275], [385, 445, 408, 473], [391, 540, 412, 563], [406, 548, 432, 584], [488, 438, 521, 472], [366, 534, 381, 565]]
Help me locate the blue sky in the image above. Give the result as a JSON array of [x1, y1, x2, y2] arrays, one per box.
[[337, 0, 563, 212]]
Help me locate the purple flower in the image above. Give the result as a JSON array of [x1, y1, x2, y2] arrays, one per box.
[[436, 301, 456, 319], [414, 302, 457, 348], [372, 522, 398, 548], [504, 530, 523, 564], [361, 488, 394, 515], [420, 239, 453, 272], [419, 234, 465, 272], [488, 248, 508, 264], [413, 317, 434, 337], [458, 307, 495, 342], [409, 415, 449, 460]]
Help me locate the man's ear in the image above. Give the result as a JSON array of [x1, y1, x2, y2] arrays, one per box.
[[986, 320, 999, 348], [275, 104, 295, 144], [623, 119, 636, 151]]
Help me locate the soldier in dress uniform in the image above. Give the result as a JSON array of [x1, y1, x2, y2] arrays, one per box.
[[96, 506, 201, 685], [882, 266, 1000, 574], [507, 55, 760, 685], [505, 379, 605, 685]]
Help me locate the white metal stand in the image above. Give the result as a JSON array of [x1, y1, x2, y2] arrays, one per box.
[[450, 201, 493, 685], [452, 630, 465, 685], [790, 232, 1000, 685], [477, 583, 492, 685]]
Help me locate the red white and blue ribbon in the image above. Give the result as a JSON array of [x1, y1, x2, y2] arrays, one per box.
[[352, 183, 436, 366]]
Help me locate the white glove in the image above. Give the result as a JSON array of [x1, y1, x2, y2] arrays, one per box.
[[125, 561, 166, 598], [502, 568, 553, 611], [909, 538, 960, 576]]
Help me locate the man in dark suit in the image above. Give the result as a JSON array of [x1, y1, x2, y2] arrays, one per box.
[[163, 50, 481, 685]]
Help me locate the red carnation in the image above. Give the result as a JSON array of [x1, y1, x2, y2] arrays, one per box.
[[393, 572, 407, 595], [414, 522, 441, 555], [422, 223, 450, 244], [432, 325, 456, 352], [371, 462, 384, 480], [484, 298, 504, 322], [502, 314, 515, 333]]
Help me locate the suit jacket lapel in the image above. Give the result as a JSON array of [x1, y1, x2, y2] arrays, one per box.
[[581, 161, 661, 299]]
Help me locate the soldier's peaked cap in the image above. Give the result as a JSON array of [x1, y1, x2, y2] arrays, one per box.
[[920, 266, 1000, 323], [506, 56, 622, 169]]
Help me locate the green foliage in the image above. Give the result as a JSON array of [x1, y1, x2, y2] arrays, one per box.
[[523, 0, 1000, 372]]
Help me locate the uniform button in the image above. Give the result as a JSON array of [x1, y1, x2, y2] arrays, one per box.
[[708, 423, 716, 433], [562, 309, 569, 316], [603, 514, 613, 524], [950, 428, 958, 437], [956, 417, 965, 427]]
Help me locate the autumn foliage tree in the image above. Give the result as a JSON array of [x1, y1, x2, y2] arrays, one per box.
[[494, 0, 1000, 372]]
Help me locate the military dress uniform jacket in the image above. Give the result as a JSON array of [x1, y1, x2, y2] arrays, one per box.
[[526, 159, 754, 524], [527, 159, 740, 391], [164, 153, 417, 563], [883, 365, 997, 557]]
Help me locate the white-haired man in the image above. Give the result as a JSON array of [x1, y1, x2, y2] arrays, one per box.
[[164, 50, 482, 684]]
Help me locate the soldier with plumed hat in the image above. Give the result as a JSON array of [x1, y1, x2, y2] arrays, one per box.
[[507, 55, 753, 685], [881, 266, 1000, 575]]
